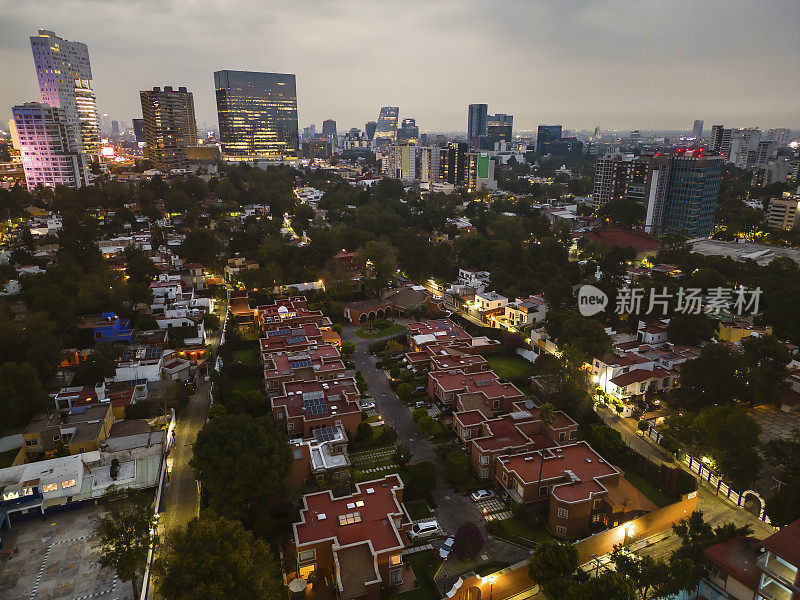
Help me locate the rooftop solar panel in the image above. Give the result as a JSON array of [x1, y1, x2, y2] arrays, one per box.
[[268, 328, 292, 337], [286, 336, 306, 344], [314, 426, 339, 442], [290, 360, 313, 369]]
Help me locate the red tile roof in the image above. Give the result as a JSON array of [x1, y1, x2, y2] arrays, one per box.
[[580, 229, 662, 252], [704, 536, 763, 591], [294, 475, 405, 552], [762, 519, 800, 565]]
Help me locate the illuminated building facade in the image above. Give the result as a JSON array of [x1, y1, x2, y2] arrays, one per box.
[[374, 107, 399, 143], [214, 70, 299, 161], [12, 102, 91, 189], [30, 29, 100, 155], [139, 86, 198, 170], [397, 118, 419, 145], [592, 153, 653, 208], [646, 150, 723, 237]]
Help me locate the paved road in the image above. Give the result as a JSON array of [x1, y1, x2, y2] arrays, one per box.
[[343, 324, 531, 595], [595, 403, 673, 465]]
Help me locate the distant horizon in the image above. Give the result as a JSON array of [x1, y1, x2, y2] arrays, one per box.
[[1, 0, 799, 133]]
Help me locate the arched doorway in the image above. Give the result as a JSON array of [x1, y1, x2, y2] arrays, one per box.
[[376, 309, 384, 318], [359, 313, 367, 324], [368, 311, 376, 321], [464, 586, 481, 600], [741, 490, 765, 518]]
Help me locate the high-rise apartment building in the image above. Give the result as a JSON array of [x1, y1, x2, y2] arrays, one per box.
[[468, 104, 488, 144], [365, 121, 377, 141], [766, 193, 799, 230], [766, 128, 792, 143], [30, 29, 100, 155], [381, 145, 418, 182], [374, 107, 399, 143], [132, 119, 146, 143], [537, 125, 562, 154], [645, 150, 723, 238], [214, 70, 299, 161], [139, 86, 198, 170], [692, 120, 703, 140], [12, 102, 91, 189], [397, 118, 419, 145], [465, 153, 497, 192], [592, 153, 653, 208], [322, 119, 337, 137], [728, 128, 761, 168], [420, 146, 447, 184]]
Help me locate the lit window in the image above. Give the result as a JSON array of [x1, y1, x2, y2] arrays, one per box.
[[2, 491, 20, 501], [61, 479, 76, 489], [298, 563, 315, 579], [355, 500, 364, 507], [43, 483, 58, 493], [298, 549, 316, 562], [390, 554, 402, 566]]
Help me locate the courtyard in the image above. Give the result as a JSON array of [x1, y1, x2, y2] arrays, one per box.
[[0, 504, 132, 600]]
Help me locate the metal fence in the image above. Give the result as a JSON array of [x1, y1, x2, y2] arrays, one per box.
[[643, 423, 770, 523]]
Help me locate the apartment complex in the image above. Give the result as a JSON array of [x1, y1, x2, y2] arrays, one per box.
[[139, 86, 198, 170], [592, 153, 653, 208], [767, 193, 799, 230]]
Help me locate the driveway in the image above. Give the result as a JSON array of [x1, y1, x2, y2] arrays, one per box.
[[342, 324, 531, 592]]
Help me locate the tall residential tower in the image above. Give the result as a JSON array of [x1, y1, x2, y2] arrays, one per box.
[[139, 86, 198, 171], [29, 29, 100, 155]]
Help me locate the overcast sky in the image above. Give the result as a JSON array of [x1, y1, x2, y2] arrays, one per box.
[[2, 0, 799, 134]]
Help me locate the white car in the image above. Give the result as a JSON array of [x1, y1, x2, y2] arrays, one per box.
[[359, 400, 376, 410], [408, 520, 441, 541], [471, 490, 496, 502], [439, 536, 455, 559]]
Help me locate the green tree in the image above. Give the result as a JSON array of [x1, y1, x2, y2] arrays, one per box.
[[404, 461, 437, 500], [610, 545, 677, 600], [153, 516, 285, 600], [123, 246, 158, 284], [393, 444, 412, 469], [695, 404, 761, 488], [673, 344, 746, 411], [740, 334, 790, 405], [597, 198, 646, 228], [666, 313, 716, 346], [341, 341, 355, 355], [527, 539, 578, 600], [0, 361, 48, 428], [94, 490, 156, 598], [356, 421, 373, 442], [190, 415, 290, 521], [588, 425, 627, 465], [445, 449, 469, 484], [763, 428, 800, 525], [396, 383, 413, 403], [180, 229, 220, 266]]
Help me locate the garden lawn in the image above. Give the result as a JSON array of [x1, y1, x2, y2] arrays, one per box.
[[231, 376, 263, 395], [355, 323, 404, 339], [486, 355, 537, 379], [491, 517, 552, 547], [622, 468, 676, 508], [404, 500, 432, 521], [230, 347, 260, 366]]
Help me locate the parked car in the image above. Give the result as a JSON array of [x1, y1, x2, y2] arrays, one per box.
[[412, 386, 426, 394], [414, 401, 427, 409], [439, 536, 455, 559], [471, 490, 496, 502], [408, 520, 441, 541], [359, 399, 376, 410]]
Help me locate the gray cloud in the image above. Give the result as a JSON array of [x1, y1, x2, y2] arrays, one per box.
[[1, 0, 798, 132]]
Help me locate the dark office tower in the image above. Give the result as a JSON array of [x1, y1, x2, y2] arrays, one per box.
[[692, 119, 703, 140], [214, 70, 299, 161], [419, 133, 428, 147], [592, 153, 653, 208], [709, 125, 732, 158], [139, 86, 198, 170], [322, 119, 337, 137], [111, 120, 120, 135], [467, 103, 488, 144], [645, 150, 723, 238], [536, 125, 562, 154], [397, 118, 419, 145], [365, 121, 377, 141], [374, 107, 399, 143], [132, 118, 146, 143]]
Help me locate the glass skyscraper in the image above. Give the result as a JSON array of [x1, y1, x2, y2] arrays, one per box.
[[537, 125, 562, 154], [374, 107, 399, 143], [214, 70, 299, 161], [467, 104, 488, 143]]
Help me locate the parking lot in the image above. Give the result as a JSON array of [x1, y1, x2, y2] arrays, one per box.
[[0, 504, 132, 600]]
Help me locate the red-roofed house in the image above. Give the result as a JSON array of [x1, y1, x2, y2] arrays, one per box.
[[701, 536, 763, 600], [291, 475, 415, 598], [496, 441, 657, 538], [257, 296, 333, 334], [271, 378, 362, 438], [406, 320, 471, 351], [259, 323, 326, 358], [427, 369, 524, 414], [287, 425, 351, 490], [262, 346, 346, 396]]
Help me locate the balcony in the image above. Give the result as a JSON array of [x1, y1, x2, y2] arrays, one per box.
[[758, 553, 798, 591], [758, 578, 793, 600]]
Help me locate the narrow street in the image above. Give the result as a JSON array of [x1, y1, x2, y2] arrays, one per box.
[[595, 403, 673, 465], [342, 324, 532, 595]]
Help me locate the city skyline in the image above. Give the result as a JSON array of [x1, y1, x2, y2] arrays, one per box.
[[1, 0, 799, 133]]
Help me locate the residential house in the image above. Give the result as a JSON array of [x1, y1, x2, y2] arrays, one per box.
[[287, 425, 351, 490], [263, 346, 346, 396], [22, 404, 115, 460], [292, 475, 415, 599], [701, 535, 763, 600], [77, 312, 133, 345], [754, 518, 800, 600], [271, 378, 362, 438], [427, 369, 524, 414], [496, 441, 658, 538], [718, 321, 774, 344], [498, 295, 548, 331]]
